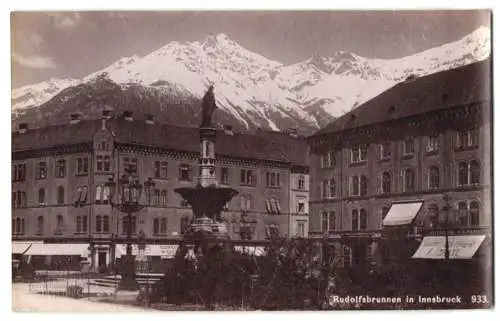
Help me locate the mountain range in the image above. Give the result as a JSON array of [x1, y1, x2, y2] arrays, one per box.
[[11, 26, 491, 135]]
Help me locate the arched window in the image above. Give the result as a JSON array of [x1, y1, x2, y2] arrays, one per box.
[[427, 204, 439, 228], [328, 212, 335, 231], [12, 218, 15, 235], [102, 186, 110, 204], [359, 209, 367, 230], [38, 188, 45, 205], [95, 185, 103, 203], [360, 176, 368, 196], [469, 201, 480, 226], [96, 215, 102, 233], [321, 212, 328, 232], [403, 168, 415, 192], [57, 186, 65, 205], [458, 161, 468, 186], [351, 176, 359, 196], [15, 217, 21, 234], [458, 202, 468, 226], [470, 160, 480, 185], [382, 172, 391, 194], [351, 209, 359, 231], [322, 179, 328, 199], [37, 216, 44, 235], [429, 166, 440, 189], [329, 178, 336, 197]]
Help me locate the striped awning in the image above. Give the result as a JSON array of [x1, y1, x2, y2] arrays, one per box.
[[12, 241, 36, 255], [383, 201, 424, 227], [412, 235, 486, 260], [25, 243, 90, 257]]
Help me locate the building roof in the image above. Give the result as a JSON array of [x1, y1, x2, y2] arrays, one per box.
[[12, 119, 308, 166], [312, 58, 491, 137]]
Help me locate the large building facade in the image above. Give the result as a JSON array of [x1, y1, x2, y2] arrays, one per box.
[[12, 113, 309, 268], [307, 59, 491, 268]]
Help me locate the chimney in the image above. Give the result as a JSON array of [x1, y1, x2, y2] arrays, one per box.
[[285, 127, 298, 138], [123, 111, 133, 122], [101, 110, 112, 130], [145, 114, 155, 125], [18, 123, 28, 134], [70, 113, 81, 124], [223, 124, 234, 135]]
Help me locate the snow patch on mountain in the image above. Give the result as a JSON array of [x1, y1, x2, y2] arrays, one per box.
[[12, 27, 491, 133]]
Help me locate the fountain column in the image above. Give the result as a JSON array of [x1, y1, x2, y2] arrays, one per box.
[[199, 127, 217, 188]]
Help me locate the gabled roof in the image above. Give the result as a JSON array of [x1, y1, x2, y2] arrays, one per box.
[[12, 119, 308, 166], [312, 58, 491, 137]]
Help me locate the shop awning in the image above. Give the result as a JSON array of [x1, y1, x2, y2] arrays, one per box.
[[25, 243, 90, 257], [412, 235, 486, 260], [383, 201, 423, 227], [234, 246, 267, 256], [116, 244, 179, 259], [12, 241, 36, 255]]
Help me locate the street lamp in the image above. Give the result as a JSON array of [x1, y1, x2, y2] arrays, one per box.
[[105, 166, 155, 290], [442, 193, 452, 260]]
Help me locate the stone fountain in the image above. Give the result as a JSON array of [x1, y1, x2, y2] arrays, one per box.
[[174, 85, 239, 246]]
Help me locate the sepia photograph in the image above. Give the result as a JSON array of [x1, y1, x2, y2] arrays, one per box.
[[10, 9, 493, 312]]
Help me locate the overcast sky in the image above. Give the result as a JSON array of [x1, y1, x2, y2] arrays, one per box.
[[11, 10, 491, 88]]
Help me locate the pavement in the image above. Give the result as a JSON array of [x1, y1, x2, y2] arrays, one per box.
[[12, 283, 149, 312]]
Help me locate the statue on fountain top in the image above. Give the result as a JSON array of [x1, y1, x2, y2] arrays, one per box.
[[201, 85, 218, 127]]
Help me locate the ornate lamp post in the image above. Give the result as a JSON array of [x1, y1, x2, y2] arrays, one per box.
[[106, 166, 155, 290], [442, 193, 452, 260]]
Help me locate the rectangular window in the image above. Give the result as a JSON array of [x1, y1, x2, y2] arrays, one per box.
[[36, 161, 47, 179], [266, 172, 281, 187], [458, 129, 479, 149], [160, 218, 167, 235], [351, 145, 368, 163], [427, 135, 439, 153], [404, 139, 415, 155], [221, 167, 229, 184], [103, 216, 109, 233], [379, 143, 391, 160], [103, 156, 111, 172], [154, 161, 168, 178], [240, 169, 256, 186], [297, 199, 306, 213], [179, 164, 191, 181], [55, 160, 66, 178], [297, 222, 305, 237], [123, 157, 138, 173], [76, 157, 89, 175], [96, 156, 103, 172], [13, 163, 27, 182]]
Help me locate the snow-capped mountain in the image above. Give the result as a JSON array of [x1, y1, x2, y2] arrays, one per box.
[[12, 26, 491, 134]]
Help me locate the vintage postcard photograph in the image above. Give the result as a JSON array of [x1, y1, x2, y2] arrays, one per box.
[[10, 10, 493, 311]]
